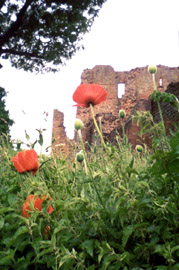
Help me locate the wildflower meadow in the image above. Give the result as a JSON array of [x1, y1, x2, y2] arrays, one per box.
[[0, 66, 178, 270]]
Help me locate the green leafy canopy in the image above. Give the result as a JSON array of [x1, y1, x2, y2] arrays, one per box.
[[0, 0, 106, 72]]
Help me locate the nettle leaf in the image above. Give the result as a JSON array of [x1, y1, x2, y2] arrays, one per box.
[[7, 193, 17, 207], [102, 254, 117, 270], [10, 226, 29, 243], [87, 265, 95, 270], [170, 131, 179, 151], [0, 218, 4, 229], [15, 256, 29, 269], [81, 239, 94, 257], [58, 247, 76, 268], [168, 159, 179, 173], [25, 130, 30, 141], [38, 133, 43, 146], [0, 207, 14, 214], [136, 181, 150, 190], [35, 247, 54, 259], [122, 225, 134, 247], [131, 267, 145, 270], [0, 249, 16, 266], [171, 245, 179, 254]]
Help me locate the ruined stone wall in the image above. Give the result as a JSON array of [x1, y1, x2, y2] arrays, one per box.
[[116, 65, 179, 118], [52, 65, 179, 155], [52, 110, 72, 156]]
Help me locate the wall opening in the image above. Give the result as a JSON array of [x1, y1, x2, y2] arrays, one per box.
[[118, 83, 125, 98], [159, 78, 163, 87]]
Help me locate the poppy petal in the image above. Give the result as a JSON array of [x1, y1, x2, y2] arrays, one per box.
[[41, 195, 54, 214], [73, 84, 107, 107], [47, 205, 54, 214], [12, 149, 39, 175], [34, 196, 43, 211], [22, 201, 30, 217], [23, 195, 35, 217], [22, 194, 54, 218]]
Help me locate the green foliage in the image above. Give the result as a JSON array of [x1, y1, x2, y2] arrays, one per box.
[[150, 91, 179, 112], [0, 0, 106, 72], [0, 86, 13, 138], [150, 90, 178, 105], [0, 123, 178, 269]]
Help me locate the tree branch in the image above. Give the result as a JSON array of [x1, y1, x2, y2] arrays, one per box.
[[0, 48, 44, 59], [0, 0, 34, 48]]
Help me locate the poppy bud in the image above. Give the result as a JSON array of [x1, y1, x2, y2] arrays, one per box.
[[119, 110, 126, 119], [148, 65, 157, 74], [74, 118, 84, 130], [136, 145, 143, 152], [76, 151, 84, 163]]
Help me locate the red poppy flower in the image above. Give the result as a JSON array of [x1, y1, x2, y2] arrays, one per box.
[[41, 195, 54, 214], [12, 149, 39, 176], [73, 84, 108, 107], [22, 194, 54, 218]]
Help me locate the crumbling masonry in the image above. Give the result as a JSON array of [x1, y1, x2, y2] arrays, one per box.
[[52, 65, 179, 156]]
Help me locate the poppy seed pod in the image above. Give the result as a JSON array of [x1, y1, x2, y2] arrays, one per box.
[[119, 109, 126, 119], [76, 151, 84, 163], [148, 65, 157, 74], [136, 145, 143, 152], [74, 118, 84, 130]]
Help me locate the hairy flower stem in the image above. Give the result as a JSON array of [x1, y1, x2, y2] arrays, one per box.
[[90, 104, 106, 149], [77, 129, 88, 174], [152, 74, 166, 136], [77, 129, 105, 208], [122, 118, 126, 144]]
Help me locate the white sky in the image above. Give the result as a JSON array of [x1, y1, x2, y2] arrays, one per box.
[[0, 0, 179, 153]]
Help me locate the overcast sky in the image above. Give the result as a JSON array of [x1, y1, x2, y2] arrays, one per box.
[[0, 0, 179, 153]]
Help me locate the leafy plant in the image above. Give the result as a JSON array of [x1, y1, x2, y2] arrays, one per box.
[[0, 120, 179, 269]]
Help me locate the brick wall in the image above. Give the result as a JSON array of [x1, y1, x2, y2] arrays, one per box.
[[52, 109, 73, 156]]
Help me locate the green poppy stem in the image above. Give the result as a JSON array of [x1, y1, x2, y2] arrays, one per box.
[[90, 104, 106, 149], [77, 124, 105, 209], [77, 129, 88, 174], [122, 118, 126, 144], [77, 130, 86, 156]]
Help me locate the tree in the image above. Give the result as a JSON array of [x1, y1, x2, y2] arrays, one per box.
[[0, 0, 106, 73], [0, 87, 13, 137]]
